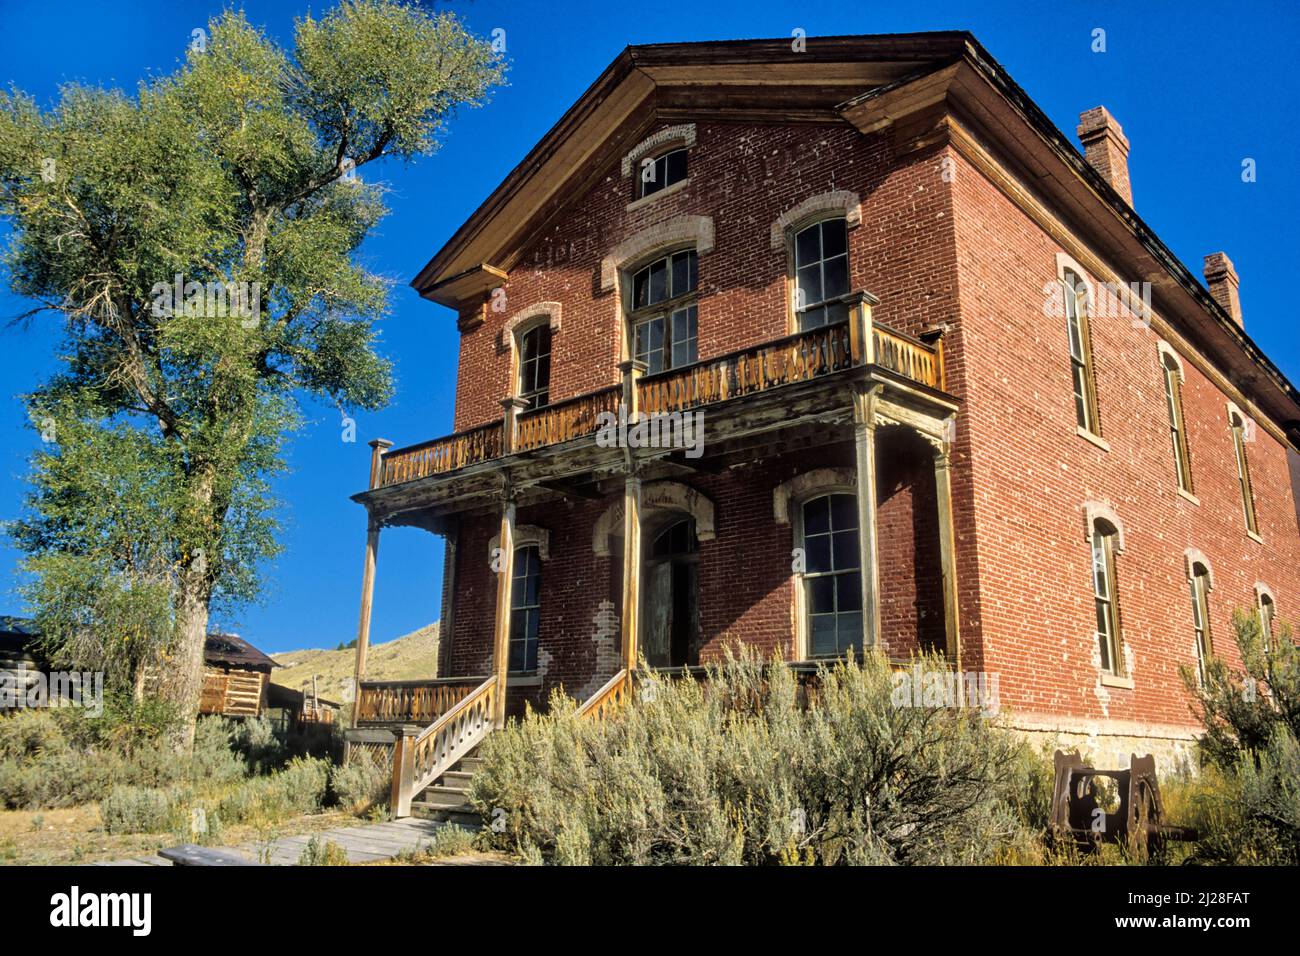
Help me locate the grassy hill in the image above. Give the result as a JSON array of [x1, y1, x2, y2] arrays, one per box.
[[270, 622, 439, 703]]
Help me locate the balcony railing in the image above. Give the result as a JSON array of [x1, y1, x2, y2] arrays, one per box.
[[370, 296, 944, 490]]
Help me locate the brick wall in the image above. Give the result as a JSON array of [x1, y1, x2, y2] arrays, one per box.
[[438, 115, 1299, 741], [947, 142, 1300, 733]]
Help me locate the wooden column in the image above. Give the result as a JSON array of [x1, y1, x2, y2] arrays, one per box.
[[617, 358, 647, 418], [845, 290, 880, 366], [620, 474, 643, 672], [350, 516, 382, 727], [501, 396, 528, 453], [389, 724, 417, 818], [934, 445, 962, 668], [490, 496, 517, 727], [853, 385, 881, 650], [367, 437, 393, 489]]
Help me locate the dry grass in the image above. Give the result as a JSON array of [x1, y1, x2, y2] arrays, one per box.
[[270, 622, 439, 704], [0, 805, 357, 866]]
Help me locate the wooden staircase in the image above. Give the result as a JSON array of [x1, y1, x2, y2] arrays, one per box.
[[410, 751, 484, 825]]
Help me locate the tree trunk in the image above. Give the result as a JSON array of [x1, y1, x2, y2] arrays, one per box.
[[163, 571, 211, 753]]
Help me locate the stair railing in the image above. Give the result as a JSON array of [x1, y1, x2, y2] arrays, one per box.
[[390, 675, 498, 818], [576, 669, 632, 721]]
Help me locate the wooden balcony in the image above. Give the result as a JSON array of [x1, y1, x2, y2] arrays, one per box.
[[354, 676, 488, 725], [369, 296, 946, 493]]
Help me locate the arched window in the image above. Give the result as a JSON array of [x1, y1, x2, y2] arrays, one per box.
[[1160, 351, 1193, 492], [510, 545, 542, 672], [516, 322, 551, 410], [1090, 519, 1124, 675], [637, 147, 688, 200], [794, 218, 850, 330], [1189, 561, 1213, 686], [1228, 407, 1258, 535], [1258, 590, 1276, 653], [800, 492, 862, 657], [630, 249, 697, 373], [1063, 268, 1100, 435]]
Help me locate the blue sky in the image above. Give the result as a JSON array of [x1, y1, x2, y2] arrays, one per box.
[[0, 0, 1297, 653]]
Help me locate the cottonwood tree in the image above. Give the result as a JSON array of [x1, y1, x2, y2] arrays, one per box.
[[0, 0, 504, 748]]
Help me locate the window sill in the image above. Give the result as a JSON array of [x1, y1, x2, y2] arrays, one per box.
[[626, 177, 689, 213], [1100, 673, 1134, 690], [1177, 488, 1200, 506], [1247, 529, 1264, 545], [507, 672, 543, 688], [1076, 426, 1110, 452]]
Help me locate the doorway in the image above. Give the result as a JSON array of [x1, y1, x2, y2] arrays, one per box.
[[641, 518, 699, 668]]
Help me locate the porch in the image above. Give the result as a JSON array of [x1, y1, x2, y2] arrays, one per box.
[[345, 291, 961, 816]]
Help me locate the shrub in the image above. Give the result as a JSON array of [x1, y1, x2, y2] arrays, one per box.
[[1180, 610, 1300, 864], [472, 648, 1032, 865], [298, 836, 349, 866], [330, 757, 389, 814], [100, 785, 188, 834], [217, 757, 331, 825]]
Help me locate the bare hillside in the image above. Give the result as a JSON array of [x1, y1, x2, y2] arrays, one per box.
[[270, 622, 439, 702]]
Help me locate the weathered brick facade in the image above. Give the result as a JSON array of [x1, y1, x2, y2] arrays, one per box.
[[381, 35, 1300, 763]]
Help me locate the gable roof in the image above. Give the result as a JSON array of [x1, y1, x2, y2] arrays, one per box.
[[204, 632, 277, 672], [410, 31, 1300, 442]]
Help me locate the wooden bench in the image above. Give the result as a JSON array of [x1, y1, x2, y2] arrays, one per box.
[[158, 844, 264, 866]]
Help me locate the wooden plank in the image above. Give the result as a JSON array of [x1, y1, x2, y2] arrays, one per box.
[[159, 844, 262, 866]]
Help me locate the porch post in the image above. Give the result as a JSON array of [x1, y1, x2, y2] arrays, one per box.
[[853, 385, 881, 650], [620, 473, 643, 672], [490, 492, 517, 727], [350, 515, 382, 728], [934, 444, 962, 668]]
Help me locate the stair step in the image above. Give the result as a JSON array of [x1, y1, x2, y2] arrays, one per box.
[[419, 786, 471, 808], [440, 770, 474, 788], [456, 757, 484, 772], [411, 803, 481, 827]]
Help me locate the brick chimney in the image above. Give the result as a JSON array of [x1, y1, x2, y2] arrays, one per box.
[[1203, 252, 1243, 326], [1077, 107, 1132, 206]]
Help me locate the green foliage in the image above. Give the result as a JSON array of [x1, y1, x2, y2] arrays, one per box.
[[1179, 610, 1300, 864], [397, 825, 479, 862], [298, 835, 349, 866], [472, 649, 1032, 865], [99, 784, 188, 834], [329, 756, 388, 813], [0, 0, 505, 721], [216, 757, 331, 824]]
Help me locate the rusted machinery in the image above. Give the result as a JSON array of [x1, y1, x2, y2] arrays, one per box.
[[1049, 750, 1196, 851]]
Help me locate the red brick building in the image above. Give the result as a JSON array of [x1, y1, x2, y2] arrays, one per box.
[[347, 34, 1300, 803]]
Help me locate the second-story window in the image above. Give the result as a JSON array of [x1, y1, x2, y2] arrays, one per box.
[[638, 147, 688, 200], [509, 545, 542, 672], [1161, 351, 1193, 493], [1090, 519, 1124, 676], [631, 249, 697, 374], [794, 218, 850, 330], [1189, 561, 1213, 686], [1228, 408, 1259, 536], [517, 323, 551, 409], [1064, 268, 1101, 435]]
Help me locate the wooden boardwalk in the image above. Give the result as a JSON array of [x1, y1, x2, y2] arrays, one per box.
[[90, 817, 482, 866]]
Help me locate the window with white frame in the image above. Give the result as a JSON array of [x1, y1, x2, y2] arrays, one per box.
[[637, 147, 688, 200], [1258, 590, 1276, 653], [1161, 351, 1193, 493], [1090, 519, 1124, 675], [800, 492, 862, 658], [1189, 562, 1213, 686], [793, 218, 850, 330], [1228, 407, 1259, 535], [631, 249, 698, 374], [1063, 268, 1100, 435], [517, 323, 551, 409]]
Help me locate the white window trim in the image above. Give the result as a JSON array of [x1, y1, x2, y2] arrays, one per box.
[[621, 124, 696, 178]]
